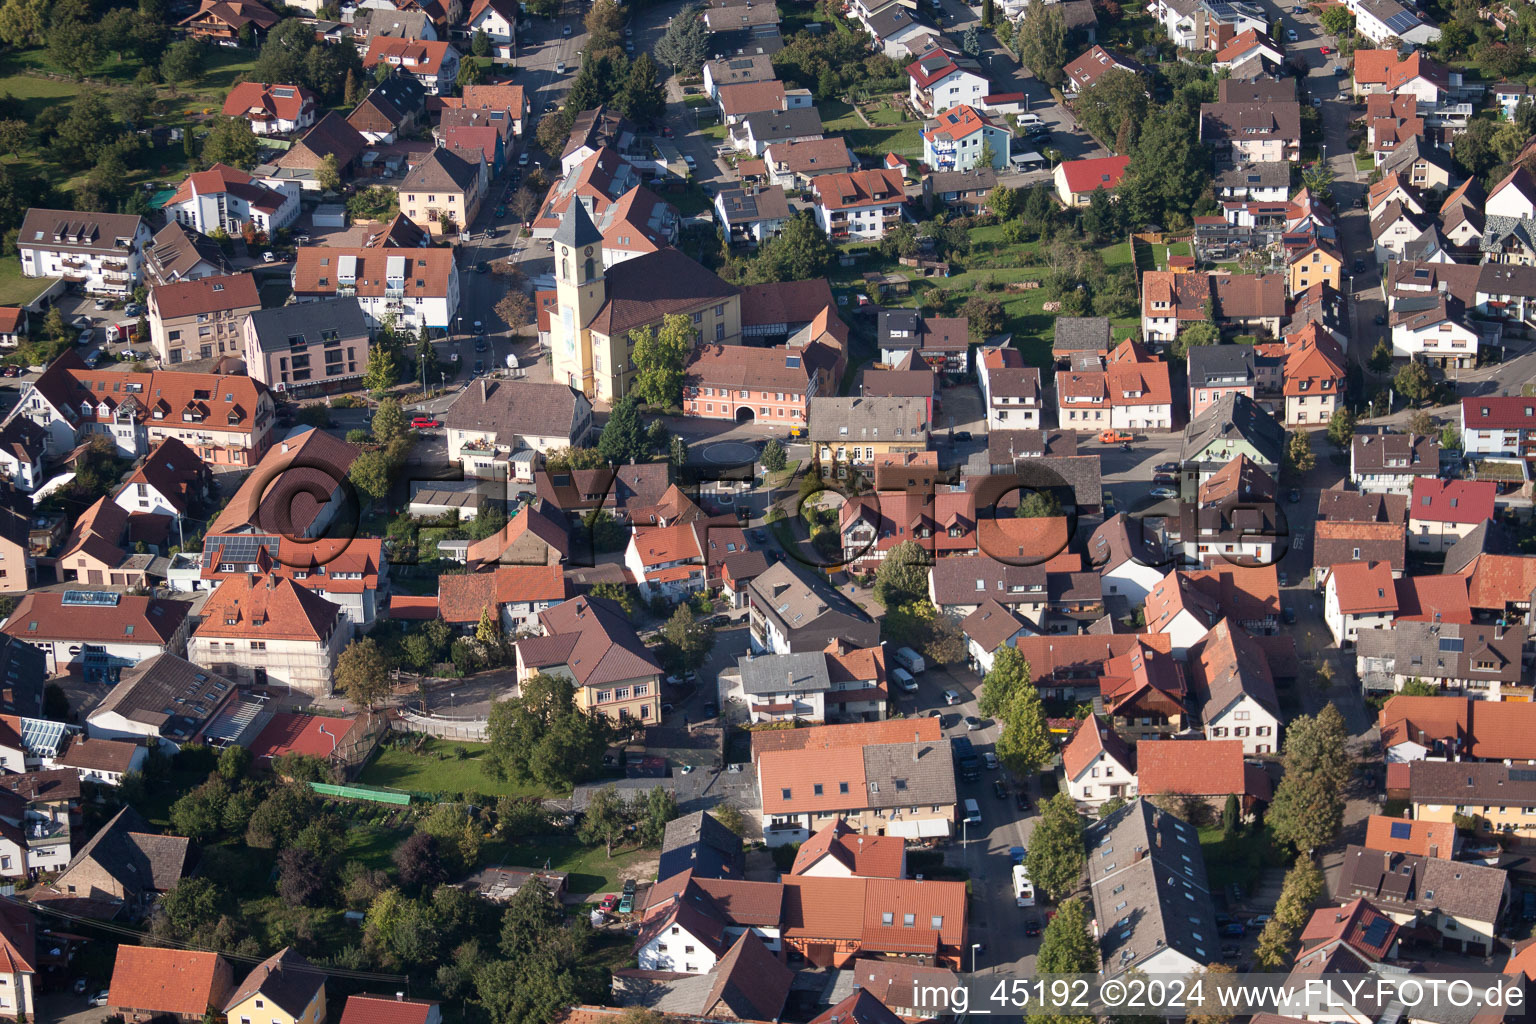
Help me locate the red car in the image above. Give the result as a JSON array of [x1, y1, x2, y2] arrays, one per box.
[[411, 416, 441, 429], [1320, 45, 1331, 54], [599, 894, 619, 911]]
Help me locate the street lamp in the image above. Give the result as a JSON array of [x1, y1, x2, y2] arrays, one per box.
[[971, 943, 982, 973], [450, 691, 457, 712]]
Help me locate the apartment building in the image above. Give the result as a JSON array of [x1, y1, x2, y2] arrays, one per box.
[[17, 209, 150, 297], [148, 273, 262, 366]]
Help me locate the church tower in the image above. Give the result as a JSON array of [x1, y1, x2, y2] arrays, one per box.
[[551, 200, 606, 398]]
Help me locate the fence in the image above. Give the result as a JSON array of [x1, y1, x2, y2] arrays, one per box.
[[393, 708, 491, 741], [309, 781, 412, 805]]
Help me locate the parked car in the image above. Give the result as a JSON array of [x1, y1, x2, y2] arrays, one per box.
[[89, 991, 110, 1008], [1155, 462, 1177, 473], [953, 430, 972, 442], [1283, 605, 1297, 624], [1153, 472, 1177, 485], [1149, 487, 1177, 499], [76, 328, 93, 345], [263, 251, 276, 263], [617, 893, 634, 914], [519, 152, 531, 166], [992, 778, 1008, 800], [1024, 919, 1041, 937], [473, 358, 485, 374], [93, 298, 112, 310], [943, 689, 961, 705], [555, 60, 566, 73], [474, 321, 486, 334], [599, 894, 618, 911], [965, 715, 982, 731], [1015, 790, 1030, 811], [124, 302, 143, 316], [411, 416, 441, 428], [475, 338, 488, 352], [562, 22, 572, 34], [983, 752, 999, 770]]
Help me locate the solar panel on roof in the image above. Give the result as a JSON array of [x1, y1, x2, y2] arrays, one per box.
[[1360, 918, 1391, 947], [1389, 821, 1412, 839], [203, 534, 282, 563], [1511, 769, 1536, 782], [61, 591, 120, 607], [1384, 8, 1420, 31], [1439, 637, 1464, 652]]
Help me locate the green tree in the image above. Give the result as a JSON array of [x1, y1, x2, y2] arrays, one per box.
[[1284, 429, 1316, 476], [669, 434, 688, 468], [472, 28, 492, 55], [744, 210, 836, 283], [0, 0, 47, 47], [48, 18, 103, 80], [580, 786, 632, 856], [457, 57, 485, 89], [1118, 98, 1209, 230], [960, 294, 1006, 338], [760, 438, 787, 473], [159, 39, 205, 92], [1319, 4, 1353, 35], [1326, 407, 1356, 450], [1301, 162, 1336, 203], [344, 67, 362, 106], [1221, 792, 1240, 840], [477, 604, 504, 650], [1394, 358, 1433, 403], [372, 396, 407, 444], [1440, 423, 1462, 450], [713, 802, 747, 836], [217, 744, 252, 783], [660, 604, 714, 672], [350, 448, 393, 501], [1098, 796, 1127, 818], [873, 539, 929, 606], [170, 777, 229, 842], [590, 581, 637, 618], [597, 394, 648, 465], [317, 152, 342, 193], [618, 52, 665, 125], [1074, 68, 1150, 150], [637, 784, 678, 846], [996, 679, 1054, 777], [1036, 897, 1099, 973], [630, 313, 691, 408], [484, 673, 612, 788], [364, 343, 398, 394], [653, 4, 708, 75], [979, 644, 1032, 718], [1016, 2, 1068, 86], [336, 637, 393, 710], [1368, 338, 1394, 375], [1015, 491, 1063, 518], [1171, 320, 1219, 360], [1267, 704, 1351, 853], [1026, 792, 1086, 901], [987, 184, 1020, 220]]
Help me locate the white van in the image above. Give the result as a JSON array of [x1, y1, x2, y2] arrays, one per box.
[[963, 798, 981, 825], [892, 666, 918, 692], [1016, 112, 1043, 127], [894, 647, 926, 674], [1013, 863, 1036, 907]]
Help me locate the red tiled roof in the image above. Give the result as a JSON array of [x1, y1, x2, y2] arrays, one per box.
[[1462, 395, 1536, 431], [169, 164, 287, 213], [1393, 574, 1471, 623], [192, 574, 340, 642], [1299, 897, 1400, 960], [1062, 715, 1131, 781], [222, 81, 317, 123], [1409, 478, 1496, 525], [1329, 560, 1397, 615], [922, 104, 1001, 144], [1135, 739, 1257, 797], [339, 995, 441, 1024], [1461, 554, 1536, 610], [812, 168, 905, 211], [1353, 49, 1400, 85], [751, 717, 942, 760], [109, 947, 231, 1018], [246, 712, 354, 761], [1057, 154, 1130, 195], [363, 36, 454, 76], [1362, 815, 1455, 859], [790, 818, 906, 878]]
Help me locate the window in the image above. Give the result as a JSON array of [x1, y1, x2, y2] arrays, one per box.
[[882, 912, 894, 925], [903, 913, 916, 927]]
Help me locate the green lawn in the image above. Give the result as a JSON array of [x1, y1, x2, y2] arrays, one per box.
[[483, 837, 656, 894], [0, 261, 57, 308], [1198, 824, 1285, 894], [358, 738, 561, 800], [820, 98, 924, 159], [339, 821, 413, 872]]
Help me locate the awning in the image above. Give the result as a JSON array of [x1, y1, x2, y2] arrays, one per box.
[[917, 818, 952, 838], [886, 819, 921, 838], [888, 818, 952, 838]]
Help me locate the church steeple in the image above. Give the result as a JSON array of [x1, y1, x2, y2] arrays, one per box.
[[554, 199, 604, 287]]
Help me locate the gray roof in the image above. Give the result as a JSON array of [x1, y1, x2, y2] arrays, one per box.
[[741, 107, 824, 143], [1052, 316, 1111, 353], [659, 809, 745, 881], [19, 208, 144, 257], [1381, 135, 1455, 179], [860, 737, 957, 810], [716, 184, 791, 224], [224, 949, 325, 1017], [89, 653, 237, 743], [1085, 799, 1220, 976], [146, 221, 233, 282], [1356, 620, 1525, 685], [1443, 520, 1515, 575], [1181, 392, 1285, 467], [1187, 344, 1255, 387], [988, 429, 1078, 465], [245, 297, 369, 353], [401, 146, 481, 193], [808, 396, 928, 443], [1088, 514, 1166, 573], [1478, 261, 1536, 299], [1337, 844, 1505, 926], [444, 378, 588, 444], [704, 53, 776, 87], [926, 167, 997, 194], [57, 805, 190, 900], [737, 650, 832, 694], [866, 3, 919, 37], [1351, 431, 1439, 476], [553, 196, 604, 248], [745, 561, 879, 652], [1033, 455, 1103, 509], [930, 553, 1046, 609]]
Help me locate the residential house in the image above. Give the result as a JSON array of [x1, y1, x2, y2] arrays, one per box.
[[763, 138, 855, 190], [113, 437, 210, 519], [1462, 395, 1536, 464], [810, 396, 929, 472], [1135, 738, 1271, 815], [1089, 514, 1169, 607], [0, 902, 33, 1019], [717, 80, 789, 124], [548, 206, 740, 401], [778, 874, 967, 968], [221, 82, 318, 136], [1280, 324, 1346, 426], [1188, 344, 1256, 420], [515, 595, 663, 723], [465, 0, 518, 58], [635, 878, 787, 975], [399, 147, 484, 236], [1380, 136, 1456, 192], [811, 168, 905, 240], [1323, 560, 1398, 646], [462, 501, 569, 569], [338, 997, 439, 1024], [906, 47, 988, 117], [790, 818, 905, 878], [444, 378, 593, 476], [1298, 896, 1403, 965], [242, 297, 372, 393], [730, 107, 825, 157], [1053, 316, 1112, 364], [756, 719, 956, 845], [1212, 28, 1283, 69], [1312, 518, 1407, 584], [558, 105, 640, 177], [1389, 294, 1478, 367], [531, 149, 679, 266], [960, 599, 1030, 675], [864, 4, 930, 57], [922, 167, 997, 215], [1140, 269, 1211, 344], [347, 73, 428, 144], [2, 591, 190, 679], [147, 271, 262, 367], [1288, 241, 1344, 297], [0, 420, 44, 495], [921, 104, 1009, 172], [188, 574, 349, 696], [1408, 478, 1495, 553], [1489, 166, 1536, 220], [223, 948, 326, 1024], [1352, 0, 1440, 45], [362, 37, 460, 95], [462, 83, 528, 137], [1062, 715, 1136, 807], [1172, 453, 1281, 568], [1214, 161, 1291, 201], [1054, 154, 1130, 207], [47, 806, 191, 918], [17, 209, 151, 297], [265, 112, 370, 190], [1105, 338, 1173, 431], [178, 0, 277, 42], [1187, 618, 1281, 754], [1086, 799, 1221, 977], [290, 246, 460, 330], [1357, 620, 1525, 699], [55, 735, 147, 787], [878, 311, 969, 376], [683, 337, 836, 429], [1199, 101, 1302, 163], [1179, 392, 1286, 496], [143, 222, 231, 287], [1350, 432, 1439, 494], [165, 164, 299, 237], [704, 54, 776, 98], [725, 642, 887, 723], [978, 347, 1041, 430], [747, 561, 880, 654], [1336, 842, 1503, 955], [714, 184, 792, 245], [1062, 45, 1145, 97], [437, 565, 569, 634], [82, 653, 238, 750], [108, 947, 233, 1022]]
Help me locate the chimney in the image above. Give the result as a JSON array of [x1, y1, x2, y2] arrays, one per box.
[[914, 731, 920, 762], [396, 992, 406, 1002], [1383, 850, 1391, 871], [481, 377, 487, 402]]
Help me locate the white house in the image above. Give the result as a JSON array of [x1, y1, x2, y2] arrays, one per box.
[[16, 209, 150, 298], [811, 168, 906, 241], [1353, 0, 1440, 45], [1143, 570, 1217, 657], [921, 104, 1009, 173], [977, 347, 1041, 430], [0, 592, 191, 679], [465, 0, 517, 58], [443, 377, 593, 465], [1063, 716, 1137, 808], [635, 884, 784, 974], [221, 82, 318, 136], [1189, 620, 1281, 756], [1487, 167, 1536, 221], [1390, 297, 1479, 368], [55, 735, 148, 787], [289, 247, 461, 330], [907, 48, 989, 118], [1089, 515, 1168, 608], [164, 164, 301, 237], [1324, 560, 1398, 647], [960, 600, 1030, 677], [625, 522, 707, 601]]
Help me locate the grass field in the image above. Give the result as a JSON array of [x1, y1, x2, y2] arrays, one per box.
[[1199, 823, 1284, 894], [821, 98, 924, 159], [358, 738, 559, 799], [483, 837, 655, 894], [339, 821, 413, 872], [0, 261, 58, 308]]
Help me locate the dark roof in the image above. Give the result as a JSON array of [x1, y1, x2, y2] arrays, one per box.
[[1181, 392, 1285, 466], [400, 146, 481, 193], [57, 806, 191, 900], [659, 810, 745, 881], [444, 378, 588, 442], [224, 948, 324, 1016], [90, 653, 237, 743], [1187, 344, 1256, 386], [245, 298, 369, 353], [745, 561, 879, 652], [0, 635, 43, 719], [740, 107, 824, 142], [703, 932, 793, 1021], [587, 248, 738, 338], [1053, 316, 1111, 353], [1444, 521, 1516, 575], [553, 195, 604, 248]]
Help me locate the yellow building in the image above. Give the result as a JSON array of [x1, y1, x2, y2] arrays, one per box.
[[224, 948, 326, 1024], [551, 202, 741, 402], [1287, 241, 1344, 297], [515, 594, 664, 725], [809, 396, 932, 472]]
